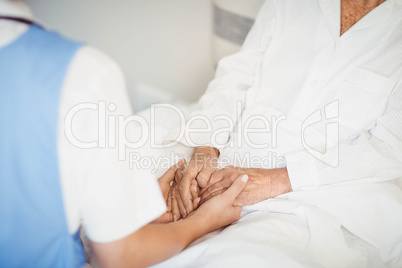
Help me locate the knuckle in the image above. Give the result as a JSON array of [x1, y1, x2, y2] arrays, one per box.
[[183, 168, 197, 178], [196, 173, 208, 183], [178, 183, 189, 191]]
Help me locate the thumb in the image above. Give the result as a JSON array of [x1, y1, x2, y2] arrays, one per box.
[[222, 174, 248, 202], [159, 158, 186, 183]]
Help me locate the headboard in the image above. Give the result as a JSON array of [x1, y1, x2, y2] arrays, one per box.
[[212, 0, 265, 65]]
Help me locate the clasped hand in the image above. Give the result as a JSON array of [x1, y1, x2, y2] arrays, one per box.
[[154, 156, 249, 229], [167, 147, 293, 221]]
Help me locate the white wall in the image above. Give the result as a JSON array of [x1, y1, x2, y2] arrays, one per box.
[[23, 0, 215, 108]]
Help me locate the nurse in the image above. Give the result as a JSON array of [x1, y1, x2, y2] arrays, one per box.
[[0, 1, 248, 267]]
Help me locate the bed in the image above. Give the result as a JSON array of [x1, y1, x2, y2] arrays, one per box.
[[131, 104, 402, 268], [150, 180, 402, 267]]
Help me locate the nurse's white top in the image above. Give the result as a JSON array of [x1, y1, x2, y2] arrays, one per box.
[[0, 1, 165, 243], [167, 0, 402, 189]]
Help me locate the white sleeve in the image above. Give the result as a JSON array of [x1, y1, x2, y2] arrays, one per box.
[[285, 81, 402, 190], [164, 0, 277, 149], [58, 46, 166, 243]]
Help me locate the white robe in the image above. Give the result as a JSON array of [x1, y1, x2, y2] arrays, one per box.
[[151, 0, 402, 266]]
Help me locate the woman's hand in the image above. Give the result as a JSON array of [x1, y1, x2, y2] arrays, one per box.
[[93, 173, 248, 268], [189, 174, 249, 232]]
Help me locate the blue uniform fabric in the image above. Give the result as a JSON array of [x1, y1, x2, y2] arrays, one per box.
[[0, 26, 85, 267]]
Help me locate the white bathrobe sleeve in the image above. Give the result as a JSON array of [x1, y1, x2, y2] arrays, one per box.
[[164, 0, 277, 150], [286, 81, 402, 190]]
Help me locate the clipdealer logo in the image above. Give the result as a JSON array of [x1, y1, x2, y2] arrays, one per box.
[[63, 100, 339, 169], [63, 101, 286, 163], [301, 100, 339, 167]]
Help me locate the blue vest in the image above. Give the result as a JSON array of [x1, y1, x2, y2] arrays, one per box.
[[0, 26, 85, 267]]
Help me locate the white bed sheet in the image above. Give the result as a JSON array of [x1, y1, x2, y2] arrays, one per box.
[[152, 181, 402, 268]]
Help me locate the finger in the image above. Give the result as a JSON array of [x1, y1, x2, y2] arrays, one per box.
[[199, 168, 226, 197], [193, 197, 201, 209], [190, 180, 199, 200], [174, 162, 187, 184], [179, 165, 197, 213], [167, 188, 172, 212], [200, 180, 226, 201], [198, 170, 221, 196], [222, 174, 248, 202], [208, 169, 225, 185], [159, 158, 186, 183], [171, 192, 181, 222], [196, 155, 218, 188], [177, 194, 188, 218], [233, 196, 244, 207], [175, 185, 188, 218], [196, 167, 215, 188]]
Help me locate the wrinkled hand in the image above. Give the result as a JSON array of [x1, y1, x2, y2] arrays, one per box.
[[169, 162, 200, 221], [200, 166, 292, 207], [172, 146, 220, 218], [152, 159, 186, 223]]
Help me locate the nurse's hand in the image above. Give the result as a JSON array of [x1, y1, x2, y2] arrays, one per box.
[[189, 174, 249, 232], [92, 174, 248, 268], [199, 166, 292, 207], [152, 159, 186, 223], [174, 146, 220, 217]]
